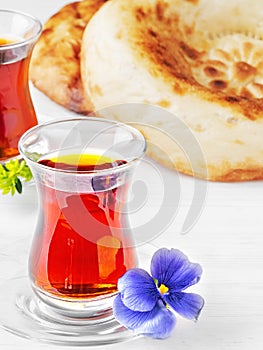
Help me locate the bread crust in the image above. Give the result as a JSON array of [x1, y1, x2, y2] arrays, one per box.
[[127, 1, 263, 121], [30, 0, 108, 113], [30, 0, 263, 181], [81, 0, 263, 181]]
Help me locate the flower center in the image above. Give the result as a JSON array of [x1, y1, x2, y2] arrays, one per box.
[[159, 283, 169, 294]]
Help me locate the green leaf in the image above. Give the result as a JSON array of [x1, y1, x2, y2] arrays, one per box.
[[15, 178, 22, 194], [2, 164, 8, 171], [0, 158, 32, 196]]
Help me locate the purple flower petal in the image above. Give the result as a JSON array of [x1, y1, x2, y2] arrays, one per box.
[[164, 292, 204, 320], [113, 295, 176, 339], [118, 268, 159, 312], [151, 248, 203, 291]]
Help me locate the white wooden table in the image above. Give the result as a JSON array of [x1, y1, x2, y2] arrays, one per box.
[[1, 1, 263, 349]]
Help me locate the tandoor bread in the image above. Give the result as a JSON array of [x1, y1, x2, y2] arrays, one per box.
[[30, 0, 107, 113], [81, 0, 263, 181]]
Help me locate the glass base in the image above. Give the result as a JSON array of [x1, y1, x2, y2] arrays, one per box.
[[0, 276, 138, 346], [0, 243, 155, 346], [32, 283, 118, 318]]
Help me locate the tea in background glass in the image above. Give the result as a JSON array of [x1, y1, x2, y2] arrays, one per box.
[[0, 9, 42, 162]]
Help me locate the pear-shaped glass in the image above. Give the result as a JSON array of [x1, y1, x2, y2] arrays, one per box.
[[0, 9, 42, 162], [19, 117, 146, 321]]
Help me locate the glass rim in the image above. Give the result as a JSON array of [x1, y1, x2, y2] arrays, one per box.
[[0, 8, 42, 50], [18, 117, 147, 175]]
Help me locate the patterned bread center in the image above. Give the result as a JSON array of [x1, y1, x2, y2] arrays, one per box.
[[190, 33, 263, 99]]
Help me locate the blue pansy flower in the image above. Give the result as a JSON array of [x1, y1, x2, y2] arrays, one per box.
[[113, 248, 204, 339]]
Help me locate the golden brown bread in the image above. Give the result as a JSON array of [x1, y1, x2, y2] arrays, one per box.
[[30, 0, 108, 113], [83, 0, 263, 121], [31, 0, 263, 181], [81, 0, 263, 181]]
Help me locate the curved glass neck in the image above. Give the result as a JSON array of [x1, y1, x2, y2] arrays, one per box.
[[19, 117, 146, 169]]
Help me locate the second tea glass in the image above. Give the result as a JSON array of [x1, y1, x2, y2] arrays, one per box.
[[0, 9, 42, 162]]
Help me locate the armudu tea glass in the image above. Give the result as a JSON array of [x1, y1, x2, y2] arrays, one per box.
[[0, 117, 146, 346], [0, 9, 42, 162]]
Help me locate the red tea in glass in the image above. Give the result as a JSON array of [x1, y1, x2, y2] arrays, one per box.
[[0, 10, 42, 161], [30, 153, 137, 300], [0, 54, 37, 160], [19, 117, 146, 314]]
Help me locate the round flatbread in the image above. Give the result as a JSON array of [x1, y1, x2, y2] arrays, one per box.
[[81, 0, 263, 181], [30, 0, 108, 113]]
